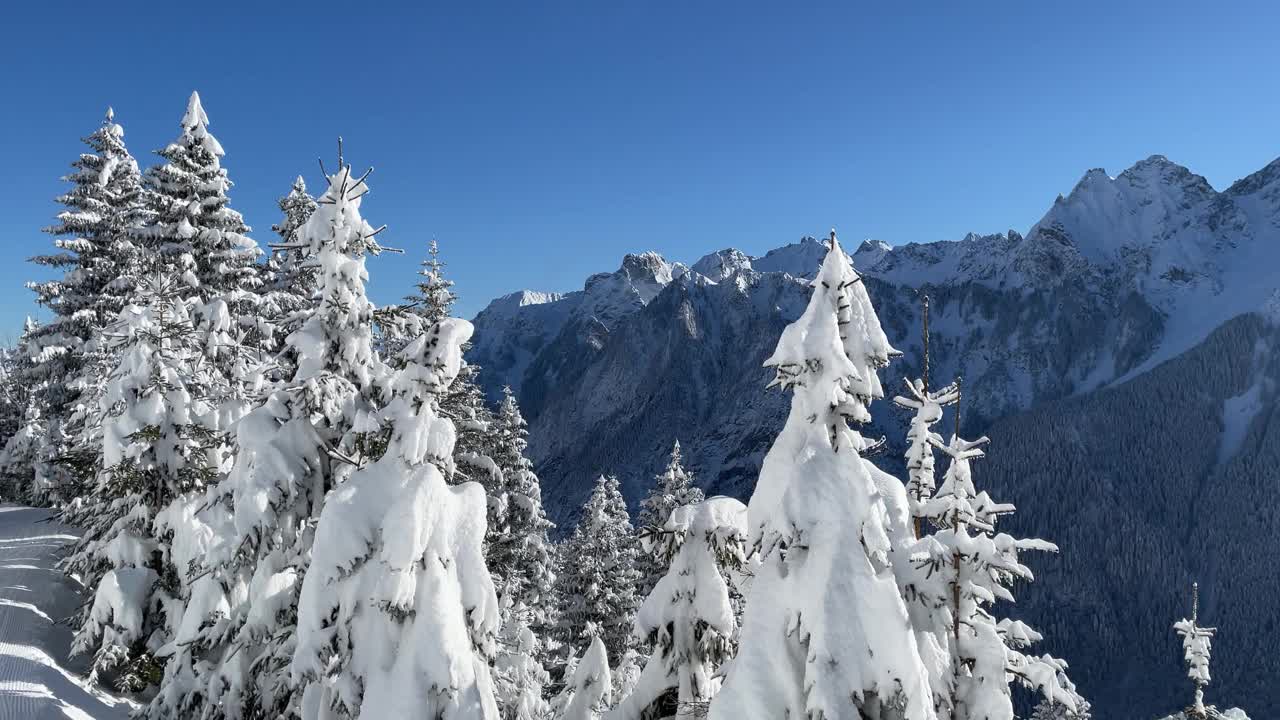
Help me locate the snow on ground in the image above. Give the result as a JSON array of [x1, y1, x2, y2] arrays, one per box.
[[0, 505, 135, 720]]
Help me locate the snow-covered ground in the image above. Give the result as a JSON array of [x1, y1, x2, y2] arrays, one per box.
[[0, 505, 135, 719]]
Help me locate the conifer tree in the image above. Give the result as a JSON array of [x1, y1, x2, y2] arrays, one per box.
[[0, 319, 42, 500], [137, 92, 259, 302], [7, 108, 151, 504], [550, 637, 612, 720], [709, 231, 936, 720], [636, 440, 705, 596], [494, 595, 552, 720], [294, 317, 500, 719], [195, 156, 388, 719], [489, 386, 557, 627], [906, 385, 1077, 720], [68, 274, 222, 692], [258, 176, 320, 365], [892, 297, 958, 538], [613, 497, 748, 720], [1174, 583, 1216, 719], [556, 474, 643, 666]]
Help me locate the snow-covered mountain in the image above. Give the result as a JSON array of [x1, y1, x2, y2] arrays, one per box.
[[468, 154, 1280, 719]]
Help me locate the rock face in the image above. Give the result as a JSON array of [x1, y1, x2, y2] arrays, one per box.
[[467, 155, 1280, 719]]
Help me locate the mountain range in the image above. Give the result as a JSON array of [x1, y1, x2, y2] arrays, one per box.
[[466, 154, 1280, 719]]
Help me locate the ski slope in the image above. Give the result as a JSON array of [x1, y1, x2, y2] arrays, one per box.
[[0, 505, 135, 719]]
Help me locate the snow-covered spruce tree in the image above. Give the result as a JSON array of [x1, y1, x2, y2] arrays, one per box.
[[612, 497, 748, 720], [489, 386, 557, 627], [196, 159, 389, 719], [557, 474, 643, 666], [137, 92, 259, 301], [0, 319, 42, 500], [906, 389, 1078, 720], [636, 440, 705, 597], [1031, 695, 1091, 720], [68, 274, 222, 692], [551, 637, 613, 720], [892, 316, 958, 538], [1174, 583, 1216, 719], [257, 176, 320, 368], [293, 317, 501, 719], [494, 594, 552, 720], [709, 231, 936, 720], [9, 108, 151, 504]]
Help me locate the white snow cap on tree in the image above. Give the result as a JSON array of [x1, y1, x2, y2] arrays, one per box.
[[293, 316, 501, 719], [612, 496, 747, 720], [710, 232, 936, 720], [1174, 583, 1216, 717], [552, 637, 613, 720]]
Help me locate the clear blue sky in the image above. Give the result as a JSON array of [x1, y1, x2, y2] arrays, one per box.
[[1, 1, 1276, 336]]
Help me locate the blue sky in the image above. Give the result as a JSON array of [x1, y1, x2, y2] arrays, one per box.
[[1, 1, 1276, 335]]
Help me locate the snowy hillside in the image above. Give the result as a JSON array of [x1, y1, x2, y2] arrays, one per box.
[[468, 154, 1280, 719], [0, 505, 135, 719]]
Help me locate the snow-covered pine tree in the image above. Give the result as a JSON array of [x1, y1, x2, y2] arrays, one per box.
[[1032, 695, 1092, 720], [137, 92, 259, 301], [0, 319, 42, 501], [612, 497, 748, 720], [709, 231, 936, 720], [257, 176, 320, 368], [195, 156, 389, 719], [489, 386, 557, 628], [8, 108, 151, 504], [494, 594, 552, 720], [551, 637, 613, 720], [294, 317, 500, 719], [409, 239, 458, 326], [1174, 583, 1216, 719], [636, 440, 705, 596], [892, 297, 959, 539], [556, 475, 643, 667], [907, 384, 1078, 720], [68, 274, 222, 692]]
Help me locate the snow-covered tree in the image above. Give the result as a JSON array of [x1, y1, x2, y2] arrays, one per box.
[[7, 108, 151, 504], [557, 475, 643, 666], [612, 497, 748, 720], [258, 176, 320, 366], [489, 386, 557, 628], [551, 637, 613, 720], [68, 275, 222, 692], [893, 371, 958, 536], [709, 231, 937, 720], [1032, 696, 1092, 720], [293, 317, 500, 719], [136, 91, 259, 302], [905, 388, 1077, 720], [494, 594, 552, 720], [408, 239, 458, 326], [1174, 583, 1216, 719], [196, 158, 389, 719], [636, 440, 705, 596], [0, 320, 42, 501]]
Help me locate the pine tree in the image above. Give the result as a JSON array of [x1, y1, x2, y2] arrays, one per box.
[[493, 595, 552, 720], [408, 239, 458, 326], [636, 440, 705, 596], [613, 497, 748, 720], [294, 317, 500, 719], [1174, 583, 1216, 719], [709, 231, 936, 720], [906, 383, 1078, 720], [556, 474, 643, 666], [1032, 696, 1092, 720], [196, 156, 389, 719], [68, 274, 222, 693], [892, 297, 959, 538], [8, 108, 151, 504], [0, 319, 41, 500], [136, 91, 259, 302], [258, 176, 320, 366], [488, 386, 557, 629], [549, 637, 612, 720]]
